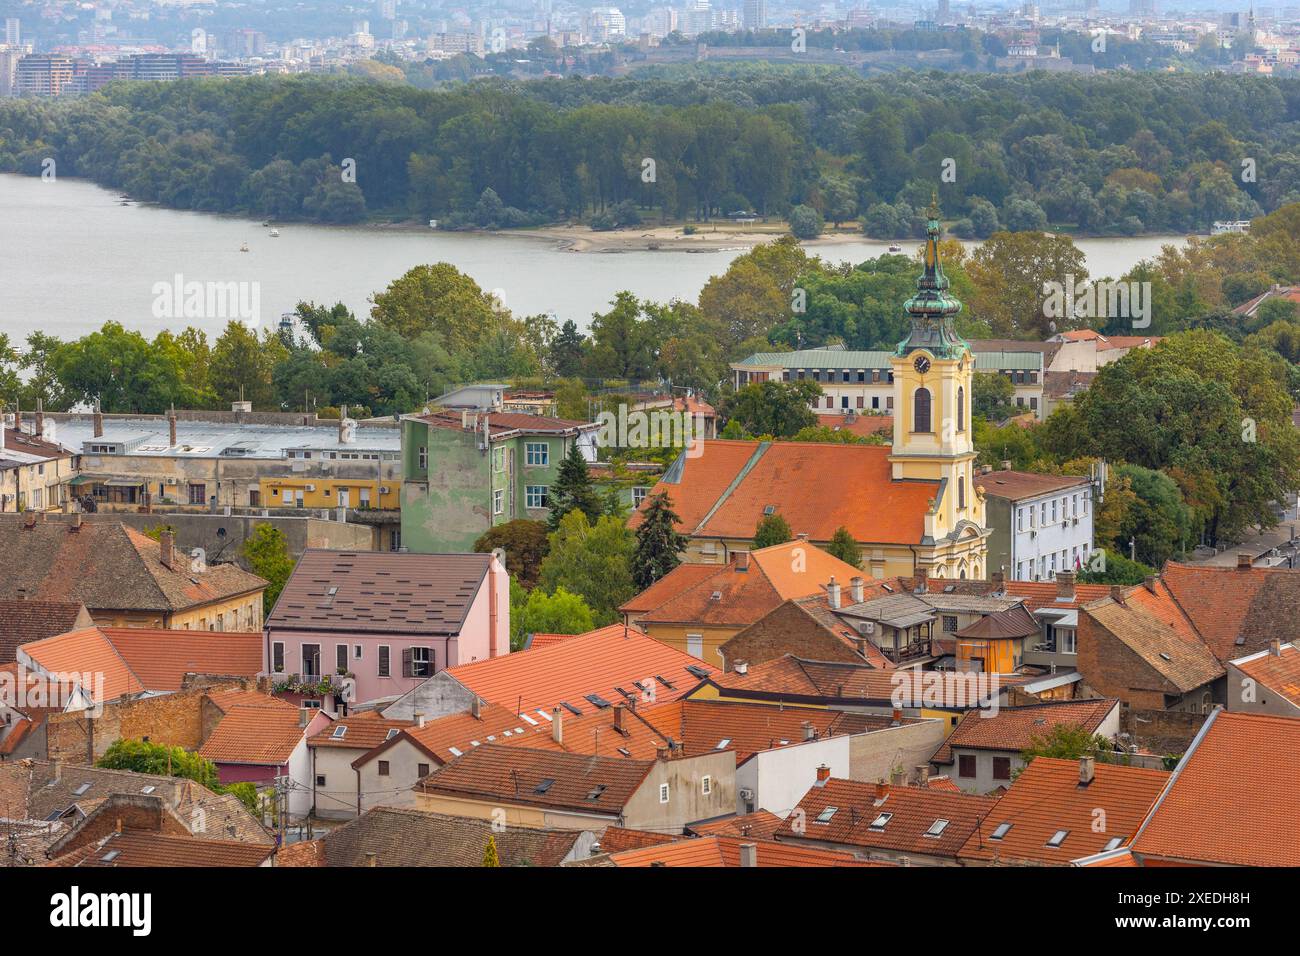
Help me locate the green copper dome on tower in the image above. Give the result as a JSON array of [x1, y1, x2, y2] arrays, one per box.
[[895, 197, 969, 360]]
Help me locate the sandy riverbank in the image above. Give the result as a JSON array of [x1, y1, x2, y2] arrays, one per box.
[[515, 222, 875, 253]]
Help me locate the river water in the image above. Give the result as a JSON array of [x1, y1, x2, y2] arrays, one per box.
[[0, 173, 1191, 342]]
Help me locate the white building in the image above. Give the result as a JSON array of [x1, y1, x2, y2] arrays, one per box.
[[978, 469, 1096, 582]]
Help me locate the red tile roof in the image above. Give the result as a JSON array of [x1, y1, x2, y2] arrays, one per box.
[[1131, 710, 1300, 866], [618, 563, 719, 615], [50, 831, 274, 867], [602, 835, 877, 867], [20, 626, 144, 702], [974, 470, 1089, 501], [687, 810, 785, 840], [309, 711, 414, 751], [932, 699, 1119, 765], [199, 700, 313, 766], [596, 826, 681, 852], [957, 757, 1169, 865], [443, 626, 716, 719], [1229, 641, 1300, 708], [1160, 561, 1300, 662], [415, 744, 655, 815], [812, 412, 893, 439], [634, 542, 865, 628], [779, 779, 997, 859], [368, 702, 536, 765], [1082, 595, 1225, 693], [99, 627, 262, 691], [632, 440, 938, 545]]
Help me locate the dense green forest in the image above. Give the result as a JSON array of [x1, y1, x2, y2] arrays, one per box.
[[0, 67, 1295, 234]]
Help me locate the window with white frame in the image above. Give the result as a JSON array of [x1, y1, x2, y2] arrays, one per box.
[[525, 442, 549, 466], [417, 446, 427, 470], [701, 775, 712, 795], [525, 485, 548, 509], [493, 489, 504, 515], [659, 783, 670, 804], [632, 487, 650, 508]]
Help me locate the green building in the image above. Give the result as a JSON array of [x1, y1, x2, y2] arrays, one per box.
[[399, 385, 600, 552]]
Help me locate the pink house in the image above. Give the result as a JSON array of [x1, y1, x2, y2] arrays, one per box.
[[264, 550, 509, 711]]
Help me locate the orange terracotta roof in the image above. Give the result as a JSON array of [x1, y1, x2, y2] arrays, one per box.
[[637, 440, 937, 545], [1131, 710, 1300, 866], [596, 826, 681, 852], [618, 563, 719, 615], [779, 779, 997, 859], [974, 470, 1088, 501], [603, 835, 877, 867], [957, 757, 1169, 865], [100, 627, 262, 691], [200, 704, 318, 766], [415, 744, 654, 815], [1073, 847, 1137, 866], [368, 702, 538, 765], [812, 412, 893, 438], [50, 831, 274, 867], [1082, 596, 1224, 694], [932, 699, 1119, 765], [442, 626, 716, 719], [525, 630, 589, 651], [309, 711, 414, 751], [1160, 562, 1300, 662], [632, 698, 909, 764], [687, 810, 784, 840], [0, 661, 75, 717], [20, 626, 143, 703], [1230, 642, 1300, 708], [1003, 580, 1112, 612], [636, 542, 864, 628]]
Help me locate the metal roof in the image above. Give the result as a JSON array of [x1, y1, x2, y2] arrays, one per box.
[[733, 348, 1043, 372], [55, 418, 401, 460]]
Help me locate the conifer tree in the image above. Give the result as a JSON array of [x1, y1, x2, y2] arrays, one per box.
[[546, 442, 602, 531], [632, 492, 687, 590]]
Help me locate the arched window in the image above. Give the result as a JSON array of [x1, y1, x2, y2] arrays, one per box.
[[913, 388, 932, 433], [957, 386, 965, 431]]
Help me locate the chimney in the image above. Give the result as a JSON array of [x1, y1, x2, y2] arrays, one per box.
[[1143, 574, 1158, 595], [733, 660, 748, 675], [1109, 585, 1125, 605], [889, 768, 906, 787], [850, 576, 864, 603], [613, 703, 626, 734], [815, 764, 831, 783], [168, 407, 177, 447], [1056, 570, 1076, 601], [914, 575, 927, 595], [1271, 639, 1283, 657], [1079, 755, 1096, 786], [159, 529, 175, 570], [802, 721, 815, 742], [915, 765, 930, 787], [551, 705, 563, 745], [827, 576, 841, 609], [414, 712, 426, 729], [735, 550, 749, 572], [738, 842, 758, 868], [1237, 553, 1253, 570], [364, 852, 377, 867], [470, 697, 481, 719], [115, 817, 123, 835], [15, 588, 25, 601], [991, 570, 1005, 592], [891, 708, 902, 726], [1001, 460, 1012, 471], [34, 399, 43, 439], [92, 401, 104, 438], [874, 780, 888, 801]]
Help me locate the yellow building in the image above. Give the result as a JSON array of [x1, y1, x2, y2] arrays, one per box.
[[259, 476, 399, 511], [632, 203, 989, 581]]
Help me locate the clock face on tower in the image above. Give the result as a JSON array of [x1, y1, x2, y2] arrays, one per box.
[[913, 355, 932, 374]]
